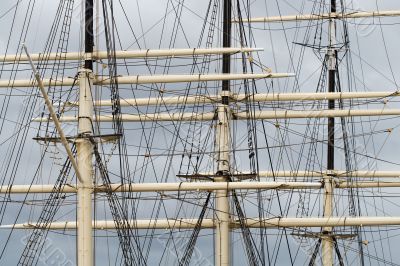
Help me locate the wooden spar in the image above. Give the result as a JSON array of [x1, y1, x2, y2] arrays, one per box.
[[0, 47, 263, 62], [31, 112, 216, 122], [31, 108, 400, 123], [235, 109, 400, 119], [0, 73, 293, 88], [257, 170, 400, 178], [4, 180, 400, 194], [0, 182, 320, 193], [235, 10, 400, 23], [65, 91, 400, 107], [5, 217, 400, 230], [22, 45, 84, 184]]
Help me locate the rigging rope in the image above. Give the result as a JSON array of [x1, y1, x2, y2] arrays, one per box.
[[18, 145, 76, 266]]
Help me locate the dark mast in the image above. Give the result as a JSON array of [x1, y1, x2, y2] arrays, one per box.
[[84, 0, 94, 70]]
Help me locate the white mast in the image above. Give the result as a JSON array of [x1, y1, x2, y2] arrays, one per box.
[[76, 69, 94, 266], [214, 0, 232, 264], [76, 0, 94, 265], [215, 103, 231, 266]]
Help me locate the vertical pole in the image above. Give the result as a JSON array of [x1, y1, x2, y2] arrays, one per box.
[[322, 1, 336, 265], [77, 69, 94, 266], [215, 0, 232, 265], [77, 1, 94, 265], [215, 104, 231, 266], [222, 0, 232, 94], [85, 0, 94, 70], [322, 175, 334, 266]]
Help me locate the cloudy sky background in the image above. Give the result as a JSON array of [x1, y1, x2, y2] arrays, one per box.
[[0, 0, 400, 265]]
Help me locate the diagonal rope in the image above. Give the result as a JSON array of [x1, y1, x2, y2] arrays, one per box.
[[308, 238, 322, 266], [91, 138, 145, 265], [333, 236, 345, 266], [232, 190, 263, 266], [18, 145, 76, 266], [179, 192, 211, 266]]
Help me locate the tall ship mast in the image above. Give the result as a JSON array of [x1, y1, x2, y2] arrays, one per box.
[[0, 0, 400, 265]]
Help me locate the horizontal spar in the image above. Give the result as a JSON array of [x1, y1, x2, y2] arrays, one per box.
[[235, 108, 400, 120], [4, 217, 400, 230], [3, 180, 400, 194], [0, 47, 263, 62], [32, 112, 216, 122], [0, 181, 322, 194], [236, 10, 400, 23], [244, 91, 400, 102], [32, 108, 400, 122], [68, 91, 400, 107], [0, 73, 293, 88], [96, 73, 293, 85], [0, 78, 75, 88], [257, 170, 400, 178], [336, 182, 400, 188]]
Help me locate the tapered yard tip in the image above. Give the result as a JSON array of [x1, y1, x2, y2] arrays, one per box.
[[0, 225, 13, 229]]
